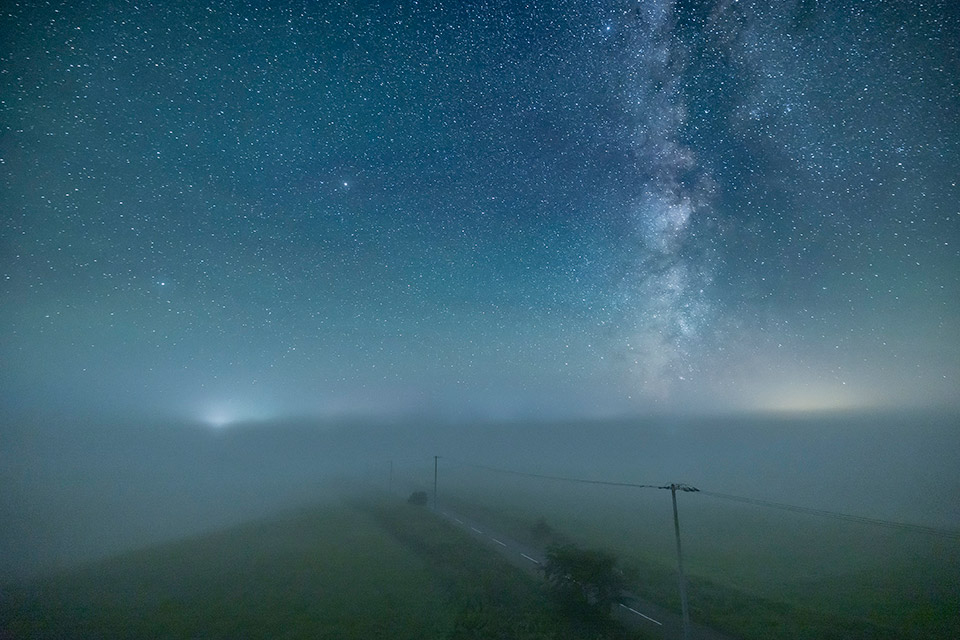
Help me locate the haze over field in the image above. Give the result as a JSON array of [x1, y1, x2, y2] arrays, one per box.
[[1, 4, 959, 636], [2, 410, 958, 583]]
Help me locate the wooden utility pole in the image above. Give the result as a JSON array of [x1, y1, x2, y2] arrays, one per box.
[[671, 483, 693, 640]]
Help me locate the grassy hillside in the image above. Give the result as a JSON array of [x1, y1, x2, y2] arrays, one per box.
[[1, 496, 645, 640], [1, 501, 454, 639]]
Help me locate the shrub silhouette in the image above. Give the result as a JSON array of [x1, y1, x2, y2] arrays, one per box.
[[531, 517, 553, 542], [543, 544, 625, 620]]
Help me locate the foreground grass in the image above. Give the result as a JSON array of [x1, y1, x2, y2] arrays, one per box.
[[2, 502, 452, 639], [1, 496, 646, 640]]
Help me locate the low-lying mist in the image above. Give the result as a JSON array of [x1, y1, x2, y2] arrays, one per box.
[[2, 407, 958, 583]]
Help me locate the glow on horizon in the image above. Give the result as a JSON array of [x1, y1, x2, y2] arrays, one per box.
[[750, 383, 879, 414], [196, 399, 277, 429], [202, 410, 235, 429]]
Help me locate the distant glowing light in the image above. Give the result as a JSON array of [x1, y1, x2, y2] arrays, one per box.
[[754, 384, 873, 414], [195, 397, 277, 429], [202, 410, 235, 428]]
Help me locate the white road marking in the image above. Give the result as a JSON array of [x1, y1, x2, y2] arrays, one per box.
[[619, 604, 662, 626], [442, 512, 665, 631]]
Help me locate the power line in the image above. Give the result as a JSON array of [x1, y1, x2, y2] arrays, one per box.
[[699, 491, 960, 539], [442, 457, 675, 490], [441, 457, 960, 539]]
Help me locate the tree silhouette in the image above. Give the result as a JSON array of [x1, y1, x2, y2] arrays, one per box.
[[543, 544, 625, 619]]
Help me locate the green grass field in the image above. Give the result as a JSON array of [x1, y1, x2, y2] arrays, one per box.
[[434, 475, 960, 640], [1, 496, 646, 640], [2, 501, 454, 639]]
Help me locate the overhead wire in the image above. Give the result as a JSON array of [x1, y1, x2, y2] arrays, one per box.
[[698, 490, 960, 538], [439, 456, 960, 539], [442, 457, 671, 490]]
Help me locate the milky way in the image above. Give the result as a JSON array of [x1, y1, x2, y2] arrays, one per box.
[[614, 0, 719, 397], [1, 1, 957, 421]]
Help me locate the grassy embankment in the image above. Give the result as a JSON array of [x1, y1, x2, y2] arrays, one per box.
[[1, 496, 646, 640], [435, 481, 960, 640]]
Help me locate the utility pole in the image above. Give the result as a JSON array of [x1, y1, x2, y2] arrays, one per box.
[[433, 455, 438, 509], [389, 460, 393, 494], [670, 483, 697, 640]]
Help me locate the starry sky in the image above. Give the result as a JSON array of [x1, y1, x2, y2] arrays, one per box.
[[2, 0, 958, 424]]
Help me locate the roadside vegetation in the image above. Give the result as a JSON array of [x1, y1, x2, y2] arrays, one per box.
[[543, 544, 626, 620]]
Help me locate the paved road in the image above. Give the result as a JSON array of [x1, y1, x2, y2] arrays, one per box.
[[434, 507, 736, 640]]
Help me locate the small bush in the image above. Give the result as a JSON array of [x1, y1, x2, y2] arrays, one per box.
[[531, 517, 553, 542], [407, 491, 428, 506]]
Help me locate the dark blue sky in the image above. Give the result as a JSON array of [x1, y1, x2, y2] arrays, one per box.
[[2, 0, 958, 424]]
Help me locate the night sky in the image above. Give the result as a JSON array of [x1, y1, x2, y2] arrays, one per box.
[[2, 0, 958, 425]]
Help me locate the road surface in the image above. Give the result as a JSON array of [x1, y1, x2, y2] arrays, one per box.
[[433, 506, 736, 640]]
